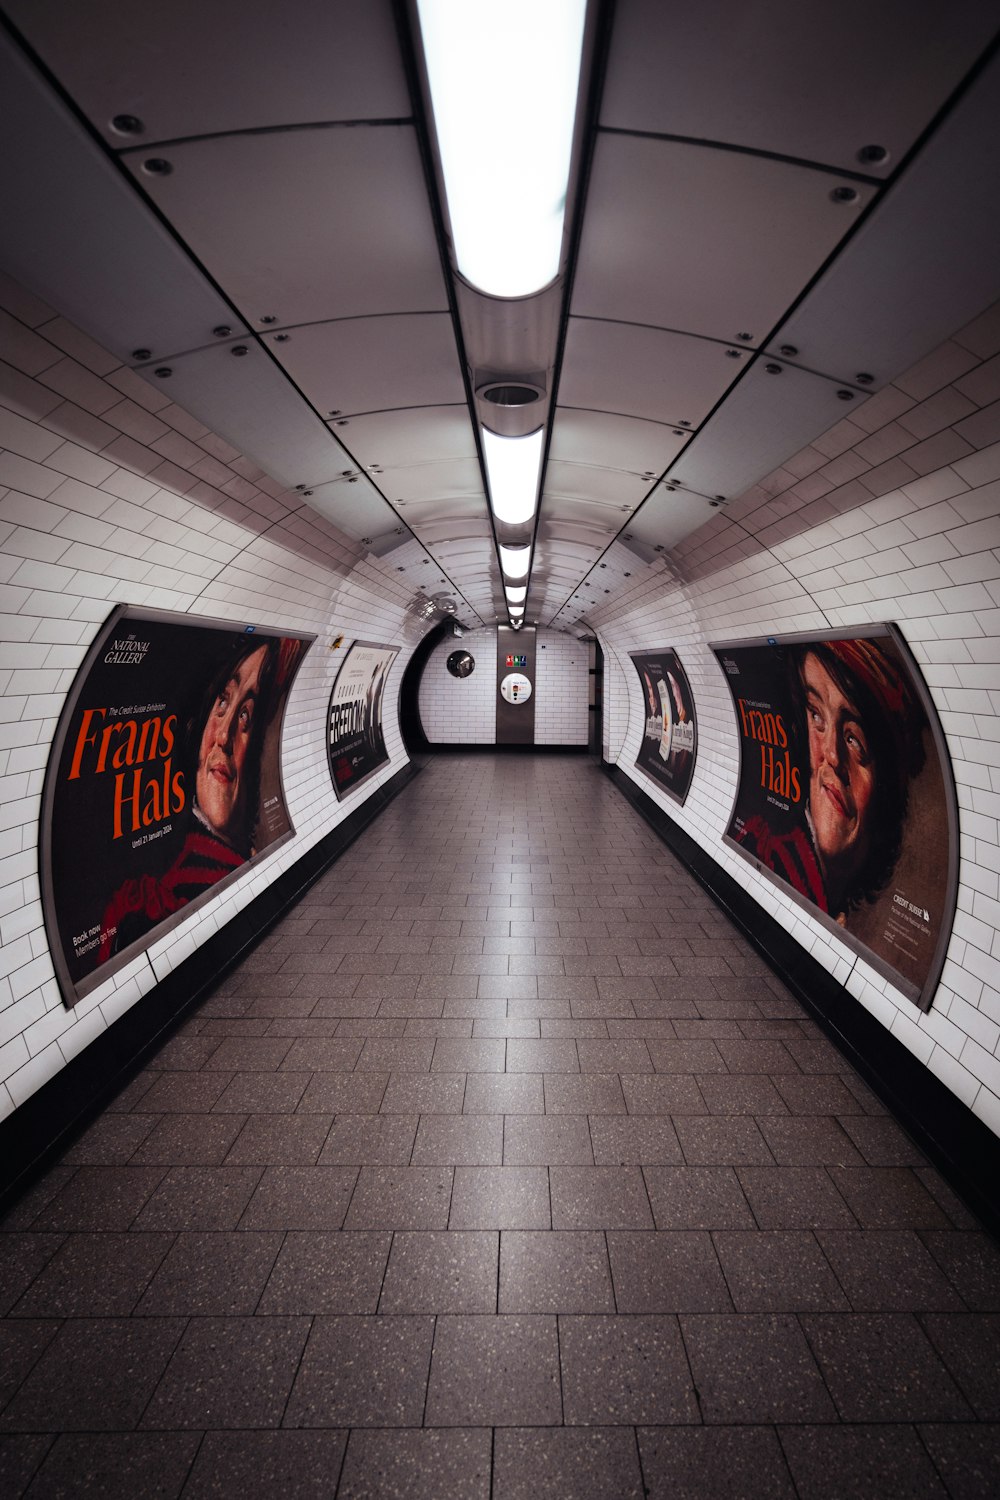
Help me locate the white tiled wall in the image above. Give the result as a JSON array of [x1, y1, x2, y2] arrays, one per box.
[[534, 631, 590, 745], [0, 278, 434, 1118], [419, 627, 497, 743], [419, 626, 590, 744], [591, 302, 1000, 1136]]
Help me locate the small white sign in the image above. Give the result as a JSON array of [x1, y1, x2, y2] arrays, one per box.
[[500, 671, 532, 705]]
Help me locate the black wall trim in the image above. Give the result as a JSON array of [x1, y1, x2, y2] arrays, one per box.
[[0, 761, 420, 1214], [604, 762, 1000, 1239], [427, 743, 590, 755]]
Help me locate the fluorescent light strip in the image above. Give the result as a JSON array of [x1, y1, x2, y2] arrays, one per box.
[[505, 585, 527, 604], [499, 544, 531, 580], [483, 428, 543, 526], [416, 0, 586, 298]]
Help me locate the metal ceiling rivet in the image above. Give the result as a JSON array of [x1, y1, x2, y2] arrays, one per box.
[[624, 571, 631, 577], [132, 348, 151, 361], [142, 157, 172, 176], [362, 537, 372, 544], [212, 325, 231, 338], [231, 344, 248, 357], [715, 495, 725, 501], [341, 470, 354, 477], [673, 430, 684, 437], [398, 566, 406, 572], [274, 333, 290, 342], [599, 562, 606, 568], [336, 420, 349, 426], [654, 545, 664, 552], [347, 476, 357, 482], [604, 589, 610, 593], [857, 144, 888, 164], [665, 485, 676, 492], [725, 349, 741, 359], [111, 113, 143, 135], [328, 410, 341, 417], [830, 185, 858, 203], [779, 345, 798, 358], [295, 484, 306, 490], [678, 419, 691, 426], [765, 363, 782, 374], [836, 389, 855, 400], [856, 373, 874, 385], [302, 489, 313, 496], [153, 366, 172, 378], [260, 315, 277, 324], [737, 332, 753, 341]]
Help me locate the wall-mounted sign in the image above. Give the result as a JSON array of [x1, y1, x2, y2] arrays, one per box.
[[327, 640, 399, 799], [505, 654, 527, 667], [500, 672, 532, 704], [630, 648, 698, 805], [40, 605, 312, 1008], [712, 625, 959, 1011]]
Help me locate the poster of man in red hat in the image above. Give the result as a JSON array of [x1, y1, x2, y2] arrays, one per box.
[[713, 626, 958, 1010]]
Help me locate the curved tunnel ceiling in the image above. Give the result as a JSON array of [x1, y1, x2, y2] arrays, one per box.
[[1, 0, 998, 637]]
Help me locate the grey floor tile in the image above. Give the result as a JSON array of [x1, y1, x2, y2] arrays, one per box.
[[504, 1115, 594, 1166], [0, 1435, 52, 1496], [714, 1229, 849, 1312], [380, 1074, 466, 1114], [432, 1038, 506, 1072], [280, 1038, 364, 1072], [297, 1072, 388, 1113], [0, 1235, 66, 1317], [621, 1075, 706, 1114], [240, 1165, 358, 1230], [425, 1315, 561, 1425], [257, 1230, 391, 1314], [129, 1112, 245, 1166], [544, 1073, 627, 1115], [817, 1229, 965, 1311], [644, 1166, 756, 1230], [450, 1167, 550, 1229], [1, 1319, 184, 1431], [133, 1165, 263, 1231], [922, 1313, 1000, 1419], [696, 1075, 789, 1115], [203, 1036, 294, 1071], [284, 1315, 434, 1427], [802, 1313, 974, 1421], [507, 1038, 579, 1073], [560, 1314, 697, 1424], [25, 1432, 200, 1500], [345, 1166, 453, 1230], [318, 1114, 418, 1165], [675, 1116, 774, 1166], [828, 1168, 952, 1229], [607, 1230, 732, 1312], [736, 1166, 857, 1230], [589, 1116, 683, 1165], [183, 1431, 348, 1500], [550, 1165, 653, 1229], [380, 1231, 498, 1313], [499, 1231, 613, 1313], [60, 1113, 158, 1165], [0, 1321, 62, 1413], [357, 1039, 435, 1072], [638, 1427, 796, 1500], [125, 1072, 231, 1113], [495, 1427, 644, 1500], [682, 1312, 838, 1423], [779, 1423, 948, 1500], [839, 1114, 928, 1166], [412, 1115, 504, 1166], [338, 1428, 491, 1500], [225, 1112, 333, 1164], [463, 1074, 543, 1113], [135, 1230, 282, 1315], [921, 1230, 1000, 1310], [211, 1071, 311, 1113], [10, 1231, 172, 1318], [918, 1423, 1000, 1500], [142, 1315, 310, 1428]]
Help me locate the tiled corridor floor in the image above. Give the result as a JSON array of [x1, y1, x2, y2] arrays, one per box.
[[2, 754, 999, 1497]]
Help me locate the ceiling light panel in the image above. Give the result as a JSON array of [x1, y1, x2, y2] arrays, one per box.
[[670, 360, 870, 502], [123, 127, 448, 327], [338, 407, 478, 468], [600, 0, 998, 176], [499, 545, 531, 579], [417, 0, 586, 297], [269, 314, 466, 416], [5, 0, 410, 142], [483, 428, 544, 525], [551, 409, 690, 475], [572, 135, 875, 343], [559, 321, 742, 427]]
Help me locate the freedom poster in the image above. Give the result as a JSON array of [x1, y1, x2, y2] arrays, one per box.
[[630, 648, 698, 804], [40, 605, 311, 1007], [327, 640, 399, 799], [712, 625, 958, 1010]]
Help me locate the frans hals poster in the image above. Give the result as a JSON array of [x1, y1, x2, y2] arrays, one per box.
[[631, 648, 698, 804], [42, 607, 311, 1007], [713, 627, 957, 1009], [327, 641, 399, 799]]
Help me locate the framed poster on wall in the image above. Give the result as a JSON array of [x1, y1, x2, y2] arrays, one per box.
[[40, 605, 312, 1008], [712, 625, 959, 1010], [327, 640, 400, 799], [630, 648, 698, 805]]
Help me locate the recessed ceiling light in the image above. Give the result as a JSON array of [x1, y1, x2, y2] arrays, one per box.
[[483, 428, 543, 525]]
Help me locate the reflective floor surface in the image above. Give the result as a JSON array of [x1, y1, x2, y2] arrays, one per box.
[[1, 754, 998, 1497]]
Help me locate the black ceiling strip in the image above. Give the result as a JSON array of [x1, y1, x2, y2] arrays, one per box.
[[115, 117, 415, 153], [597, 124, 882, 185]]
